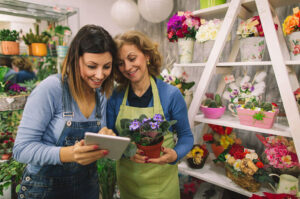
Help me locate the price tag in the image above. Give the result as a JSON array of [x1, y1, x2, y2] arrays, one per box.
[[224, 75, 235, 84]]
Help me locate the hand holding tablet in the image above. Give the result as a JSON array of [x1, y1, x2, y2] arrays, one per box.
[[84, 132, 130, 160]]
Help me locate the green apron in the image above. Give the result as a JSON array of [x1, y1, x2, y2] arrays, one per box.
[[115, 77, 180, 199]]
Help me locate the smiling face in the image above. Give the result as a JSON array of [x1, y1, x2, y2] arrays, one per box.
[[79, 52, 113, 90], [117, 44, 150, 84]]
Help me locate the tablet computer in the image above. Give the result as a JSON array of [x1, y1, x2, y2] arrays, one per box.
[[84, 132, 130, 160]]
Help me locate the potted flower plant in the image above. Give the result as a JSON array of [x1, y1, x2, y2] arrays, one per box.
[[30, 24, 50, 57], [203, 124, 240, 158], [237, 16, 278, 61], [159, 67, 195, 108], [0, 29, 19, 55], [167, 11, 201, 63], [256, 135, 300, 177], [0, 132, 14, 160], [282, 7, 300, 60], [236, 100, 278, 129], [214, 143, 275, 192], [200, 93, 225, 119], [186, 144, 208, 169], [120, 114, 177, 158], [54, 25, 72, 57], [195, 18, 229, 62]]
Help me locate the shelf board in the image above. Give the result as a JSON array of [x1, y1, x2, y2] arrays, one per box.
[[0, 0, 77, 22], [0, 54, 58, 59], [178, 155, 272, 197], [193, 0, 299, 18], [174, 60, 300, 67], [194, 113, 291, 137]]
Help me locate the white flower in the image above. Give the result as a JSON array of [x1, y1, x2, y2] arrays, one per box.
[[161, 69, 169, 77], [170, 67, 183, 79], [233, 159, 242, 171], [222, 91, 231, 101], [195, 19, 222, 43]]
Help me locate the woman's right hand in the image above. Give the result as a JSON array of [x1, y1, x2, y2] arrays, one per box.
[[130, 149, 148, 164], [73, 140, 109, 165]]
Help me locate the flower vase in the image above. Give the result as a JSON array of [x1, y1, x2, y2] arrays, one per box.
[[178, 38, 195, 63], [136, 137, 163, 158], [184, 90, 193, 109], [287, 31, 300, 60], [211, 143, 224, 158], [240, 37, 265, 61]]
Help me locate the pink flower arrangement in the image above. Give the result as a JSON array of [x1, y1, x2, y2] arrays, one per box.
[[257, 135, 300, 175], [167, 11, 201, 42]]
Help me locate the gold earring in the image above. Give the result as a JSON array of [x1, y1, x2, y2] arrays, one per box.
[[147, 60, 150, 65]]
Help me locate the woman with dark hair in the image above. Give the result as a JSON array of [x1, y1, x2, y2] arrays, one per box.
[[13, 25, 117, 199], [11, 56, 36, 83], [107, 30, 193, 199]]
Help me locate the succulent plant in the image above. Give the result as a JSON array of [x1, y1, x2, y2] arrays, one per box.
[[243, 101, 273, 111], [202, 94, 223, 108], [0, 29, 19, 41], [23, 25, 49, 44]]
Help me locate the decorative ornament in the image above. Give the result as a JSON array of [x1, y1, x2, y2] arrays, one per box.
[[138, 0, 173, 23], [111, 0, 140, 29]]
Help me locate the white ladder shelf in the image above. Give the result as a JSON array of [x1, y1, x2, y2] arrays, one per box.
[[178, 0, 300, 197]]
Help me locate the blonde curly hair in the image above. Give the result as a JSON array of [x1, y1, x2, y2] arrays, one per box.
[[114, 31, 162, 90]]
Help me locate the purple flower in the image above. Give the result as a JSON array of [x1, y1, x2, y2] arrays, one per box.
[[167, 14, 186, 32], [142, 118, 151, 123], [230, 89, 239, 98], [149, 122, 159, 130], [9, 83, 27, 93], [129, 120, 140, 131], [153, 114, 163, 122]]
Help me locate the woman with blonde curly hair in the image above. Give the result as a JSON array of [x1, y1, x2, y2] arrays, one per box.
[[11, 56, 36, 83], [107, 30, 194, 199]]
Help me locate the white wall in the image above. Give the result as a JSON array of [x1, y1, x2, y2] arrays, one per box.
[[21, 0, 124, 37]]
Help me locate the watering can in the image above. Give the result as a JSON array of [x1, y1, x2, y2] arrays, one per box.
[[269, 174, 300, 196]]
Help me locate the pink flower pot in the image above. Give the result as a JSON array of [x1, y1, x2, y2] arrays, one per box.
[[237, 108, 278, 129], [200, 106, 225, 119]]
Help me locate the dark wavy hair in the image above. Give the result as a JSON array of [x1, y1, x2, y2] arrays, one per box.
[[114, 31, 162, 90], [61, 24, 117, 100]]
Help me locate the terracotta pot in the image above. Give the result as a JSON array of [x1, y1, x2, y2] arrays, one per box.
[[1, 41, 19, 55], [27, 44, 33, 56], [1, 153, 12, 160], [32, 43, 47, 56], [136, 137, 164, 158], [211, 143, 224, 158]]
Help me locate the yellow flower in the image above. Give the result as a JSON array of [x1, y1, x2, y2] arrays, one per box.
[[220, 135, 235, 149], [281, 155, 292, 165], [191, 146, 204, 157], [233, 159, 242, 171]]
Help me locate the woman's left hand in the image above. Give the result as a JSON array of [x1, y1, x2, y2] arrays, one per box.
[[147, 147, 177, 165]]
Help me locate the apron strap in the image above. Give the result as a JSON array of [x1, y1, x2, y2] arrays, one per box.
[[62, 77, 74, 119]]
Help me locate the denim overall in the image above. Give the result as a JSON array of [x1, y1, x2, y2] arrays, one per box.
[[18, 79, 103, 199]]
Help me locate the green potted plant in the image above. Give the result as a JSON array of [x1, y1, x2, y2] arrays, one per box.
[[54, 25, 71, 57], [0, 29, 19, 55], [22, 29, 35, 55], [120, 114, 177, 158], [30, 24, 50, 57]]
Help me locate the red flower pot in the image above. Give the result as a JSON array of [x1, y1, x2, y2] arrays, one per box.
[[211, 143, 224, 158], [136, 138, 164, 158]]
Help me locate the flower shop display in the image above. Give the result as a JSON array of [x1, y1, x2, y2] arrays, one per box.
[[167, 11, 201, 63], [222, 71, 267, 116], [200, 93, 225, 119], [186, 144, 208, 169], [236, 100, 278, 129], [195, 18, 222, 62], [203, 124, 240, 158], [256, 135, 300, 177], [199, 0, 226, 9], [237, 16, 278, 61], [215, 143, 275, 192], [159, 67, 195, 108], [0, 132, 14, 160], [120, 114, 177, 158], [0, 29, 19, 55], [55, 25, 72, 57], [283, 7, 300, 60], [0, 67, 35, 111]]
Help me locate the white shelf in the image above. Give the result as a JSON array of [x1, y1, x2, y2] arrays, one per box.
[[174, 60, 300, 67], [178, 155, 272, 197], [192, 0, 299, 19], [194, 113, 291, 137]]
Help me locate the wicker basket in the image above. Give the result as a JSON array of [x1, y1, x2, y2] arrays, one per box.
[[187, 154, 208, 169], [0, 95, 28, 111], [225, 164, 261, 192]]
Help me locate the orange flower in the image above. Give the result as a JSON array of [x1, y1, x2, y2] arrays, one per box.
[[256, 161, 264, 168], [283, 15, 299, 35]]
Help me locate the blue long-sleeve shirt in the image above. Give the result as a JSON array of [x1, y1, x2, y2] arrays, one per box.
[[13, 74, 107, 174], [106, 78, 194, 163]]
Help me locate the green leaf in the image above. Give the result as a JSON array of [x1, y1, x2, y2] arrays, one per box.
[[120, 119, 131, 129], [138, 114, 148, 121], [181, 82, 195, 90], [123, 143, 137, 158]]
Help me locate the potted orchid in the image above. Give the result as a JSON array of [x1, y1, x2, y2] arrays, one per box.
[[167, 11, 201, 63], [237, 16, 278, 61], [120, 114, 177, 158], [159, 67, 195, 108], [282, 7, 300, 60]]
